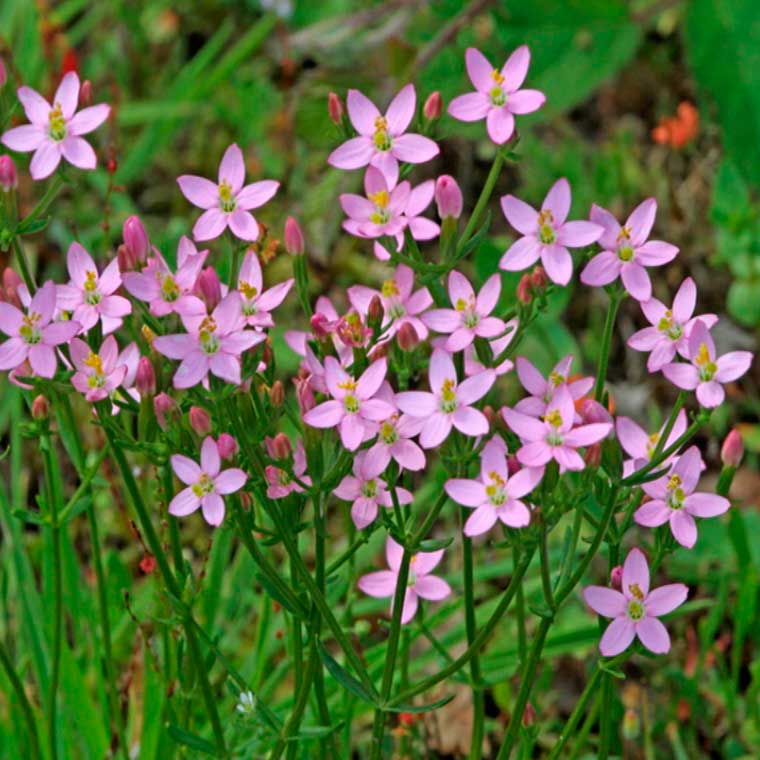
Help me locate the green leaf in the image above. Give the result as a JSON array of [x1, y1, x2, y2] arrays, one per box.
[[686, 0, 760, 187], [16, 217, 50, 235], [418, 537, 454, 552], [166, 724, 217, 755], [318, 644, 377, 705], [386, 694, 455, 713]]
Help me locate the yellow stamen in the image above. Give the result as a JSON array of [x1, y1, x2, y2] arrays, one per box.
[[239, 280, 258, 300], [83, 351, 103, 374], [382, 279, 399, 297], [628, 583, 644, 600], [84, 271, 98, 292], [544, 409, 563, 428]]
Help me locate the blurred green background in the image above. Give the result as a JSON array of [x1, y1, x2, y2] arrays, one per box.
[[1, 0, 759, 757]]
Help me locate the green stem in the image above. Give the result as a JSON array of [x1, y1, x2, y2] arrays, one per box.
[[651, 391, 686, 460], [0, 640, 41, 759], [538, 514, 555, 611], [457, 151, 505, 253], [594, 289, 623, 401], [11, 236, 36, 295], [369, 550, 412, 760]]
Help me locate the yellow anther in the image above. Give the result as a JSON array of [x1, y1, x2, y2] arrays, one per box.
[[544, 409, 563, 428], [368, 190, 389, 208], [491, 69, 505, 85], [239, 280, 258, 300], [382, 279, 399, 297], [441, 378, 457, 402], [84, 271, 98, 292], [628, 583, 644, 600], [83, 351, 103, 374]]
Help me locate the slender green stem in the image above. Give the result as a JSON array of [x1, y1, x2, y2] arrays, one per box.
[[11, 236, 36, 295], [369, 550, 411, 760], [651, 391, 686, 460], [598, 673, 614, 759], [21, 174, 66, 228], [228, 237, 243, 290], [0, 640, 41, 759], [161, 463, 185, 576], [538, 515, 555, 611], [568, 694, 600, 760], [457, 151, 505, 252], [594, 289, 623, 401]]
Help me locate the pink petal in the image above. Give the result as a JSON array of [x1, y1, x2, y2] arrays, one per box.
[[405, 180, 435, 217], [515, 357, 546, 396], [170, 487, 200, 517], [346, 89, 381, 134], [553, 446, 585, 472], [581, 251, 621, 287], [672, 277, 696, 322], [622, 547, 650, 596], [464, 504, 498, 536], [1, 124, 45, 151], [542, 178, 571, 225], [61, 136, 96, 170], [448, 270, 475, 305], [636, 241, 678, 266], [228, 209, 259, 241], [28, 344, 57, 378], [399, 589, 418, 624], [422, 309, 460, 334], [502, 407, 545, 441], [502, 45, 530, 91], [583, 587, 626, 618], [465, 47, 495, 91], [357, 357, 387, 399], [645, 584, 688, 616], [476, 273, 501, 316], [68, 104, 110, 136], [0, 303, 23, 336], [540, 245, 573, 286], [452, 405, 489, 436], [236, 180, 279, 210], [616, 417, 649, 459], [715, 351, 752, 383], [177, 175, 218, 209], [328, 136, 374, 169], [556, 221, 603, 248], [620, 262, 651, 301], [662, 362, 699, 391], [429, 348, 456, 390], [590, 203, 622, 248], [30, 142, 62, 180], [408, 217, 440, 241], [635, 500, 671, 529], [193, 208, 228, 241], [358, 570, 397, 598], [497, 499, 531, 528], [636, 617, 670, 654], [351, 496, 378, 529], [0, 338, 28, 370], [395, 391, 437, 417], [54, 72, 80, 118], [171, 454, 202, 485], [445, 479, 487, 507], [201, 493, 225, 526], [385, 84, 416, 134], [209, 352, 242, 385], [684, 493, 729, 518], [564, 423, 611, 447], [486, 108, 515, 144], [419, 412, 452, 448], [517, 441, 552, 467], [696, 380, 725, 408], [457, 370, 495, 404], [173, 351, 209, 389], [215, 468, 247, 495], [670, 510, 697, 548], [17, 86, 51, 124], [500, 236, 540, 271], [413, 549, 445, 575], [392, 134, 439, 164], [599, 617, 636, 656], [340, 415, 366, 451], [218, 143, 245, 192], [508, 89, 545, 114], [625, 198, 657, 246], [153, 334, 197, 360], [201, 436, 220, 476], [507, 467, 544, 499], [414, 575, 451, 601], [448, 92, 490, 122]]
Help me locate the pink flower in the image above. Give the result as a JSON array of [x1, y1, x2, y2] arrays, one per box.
[[177, 143, 279, 242], [169, 437, 247, 526], [347, 264, 432, 342], [284, 295, 353, 366], [1, 71, 110, 180], [502, 385, 611, 473], [235, 251, 294, 329], [365, 383, 426, 472], [358, 537, 451, 624], [122, 236, 208, 317], [396, 349, 495, 449], [583, 547, 687, 656], [662, 320, 752, 408], [340, 168, 439, 261], [152, 292, 265, 388], [56, 242, 131, 335], [616, 410, 691, 477], [0, 281, 80, 377], [70, 335, 128, 402], [500, 179, 603, 285], [448, 46, 545, 145], [462, 318, 519, 377], [334, 451, 413, 529], [445, 436, 543, 536], [635, 446, 730, 548], [581, 199, 679, 301], [627, 278, 718, 371], [328, 84, 439, 186], [513, 355, 593, 418], [423, 271, 505, 352], [266, 439, 312, 499], [302, 357, 395, 451]]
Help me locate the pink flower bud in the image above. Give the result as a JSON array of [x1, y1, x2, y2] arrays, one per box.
[[328, 92, 344, 125], [507, 455, 520, 476], [266, 432, 292, 460], [516, 273, 533, 304], [32, 394, 49, 420], [189, 406, 211, 435], [530, 265, 548, 291], [197, 266, 221, 311], [116, 244, 137, 272], [367, 295, 383, 326], [2, 268, 22, 308], [396, 322, 420, 351], [269, 380, 285, 407], [435, 175, 462, 219], [293, 375, 315, 415], [217, 433, 239, 460], [0, 57, 6, 88], [0, 155, 17, 191], [135, 357, 156, 396], [610, 565, 623, 590], [579, 398, 613, 427], [584, 443, 602, 468], [310, 312, 333, 339], [522, 702, 536, 727], [123, 215, 150, 264], [423, 91, 443, 121], [154, 393, 178, 430], [80, 80, 93, 106], [284, 217, 305, 256], [721, 429, 744, 468]]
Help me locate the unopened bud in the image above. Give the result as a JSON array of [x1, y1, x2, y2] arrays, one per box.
[[435, 175, 462, 219], [2, 268, 22, 308], [721, 429, 744, 468], [530, 265, 548, 291], [584, 443, 602, 468], [269, 380, 285, 407], [293, 375, 315, 414], [153, 393, 177, 430], [107, 158, 118, 175], [189, 406, 211, 435], [135, 357, 156, 396], [396, 322, 420, 351], [370, 342, 388, 361], [367, 295, 383, 327], [579, 398, 613, 427], [522, 702, 536, 727], [0, 155, 17, 191], [267, 432, 292, 460], [483, 405, 496, 427], [328, 92, 344, 125], [516, 273, 532, 304], [311, 312, 333, 339], [507, 455, 520, 476], [123, 216, 150, 264], [0, 57, 6, 88], [32, 394, 50, 420], [423, 91, 443, 121], [116, 243, 137, 272], [610, 565, 623, 590], [217, 433, 239, 460], [284, 217, 305, 256], [80, 80, 93, 106], [260, 341, 273, 367], [197, 267, 221, 311]]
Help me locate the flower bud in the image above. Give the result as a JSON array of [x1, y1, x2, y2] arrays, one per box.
[[522, 702, 536, 727], [2, 267, 22, 308], [153, 393, 177, 430], [197, 266, 221, 311], [507, 455, 520, 476], [610, 565, 623, 590], [435, 175, 462, 220], [80, 79, 93, 106], [584, 443, 602, 468], [336, 312, 371, 347], [367, 295, 383, 327], [721, 429, 744, 468], [423, 91, 443, 121], [530, 265, 548, 291], [328, 92, 344, 125], [579, 398, 613, 427], [260, 341, 273, 367], [123, 215, 150, 264], [270, 380, 285, 407], [240, 491, 253, 510], [311, 312, 333, 339], [483, 405, 497, 428], [293, 375, 315, 415], [0, 57, 6, 87], [370, 342, 388, 361], [0, 155, 18, 191], [267, 432, 293, 460], [135, 357, 156, 396], [516, 273, 532, 304], [189, 406, 211, 435], [284, 217, 305, 256], [116, 243, 137, 272], [32, 394, 50, 420], [217, 433, 239, 460], [396, 322, 420, 351]]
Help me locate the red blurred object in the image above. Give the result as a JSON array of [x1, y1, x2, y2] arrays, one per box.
[[652, 102, 699, 149], [139, 555, 156, 574], [61, 49, 79, 76]]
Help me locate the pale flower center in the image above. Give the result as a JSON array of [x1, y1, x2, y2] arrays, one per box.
[[489, 70, 507, 106], [380, 420, 398, 445], [219, 180, 237, 213], [537, 209, 555, 245], [372, 116, 392, 152], [160, 273, 180, 302], [84, 351, 106, 386], [19, 312, 42, 344], [626, 582, 646, 620], [83, 271, 102, 305], [666, 474, 685, 510], [48, 103, 67, 141], [485, 472, 507, 506], [368, 189, 391, 225], [455, 296, 479, 328], [361, 479, 378, 499], [544, 408, 564, 446], [192, 472, 215, 497], [440, 378, 458, 413], [199, 316, 220, 354], [657, 310, 683, 341], [694, 342, 717, 381], [616, 227, 634, 261], [338, 379, 360, 413]]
